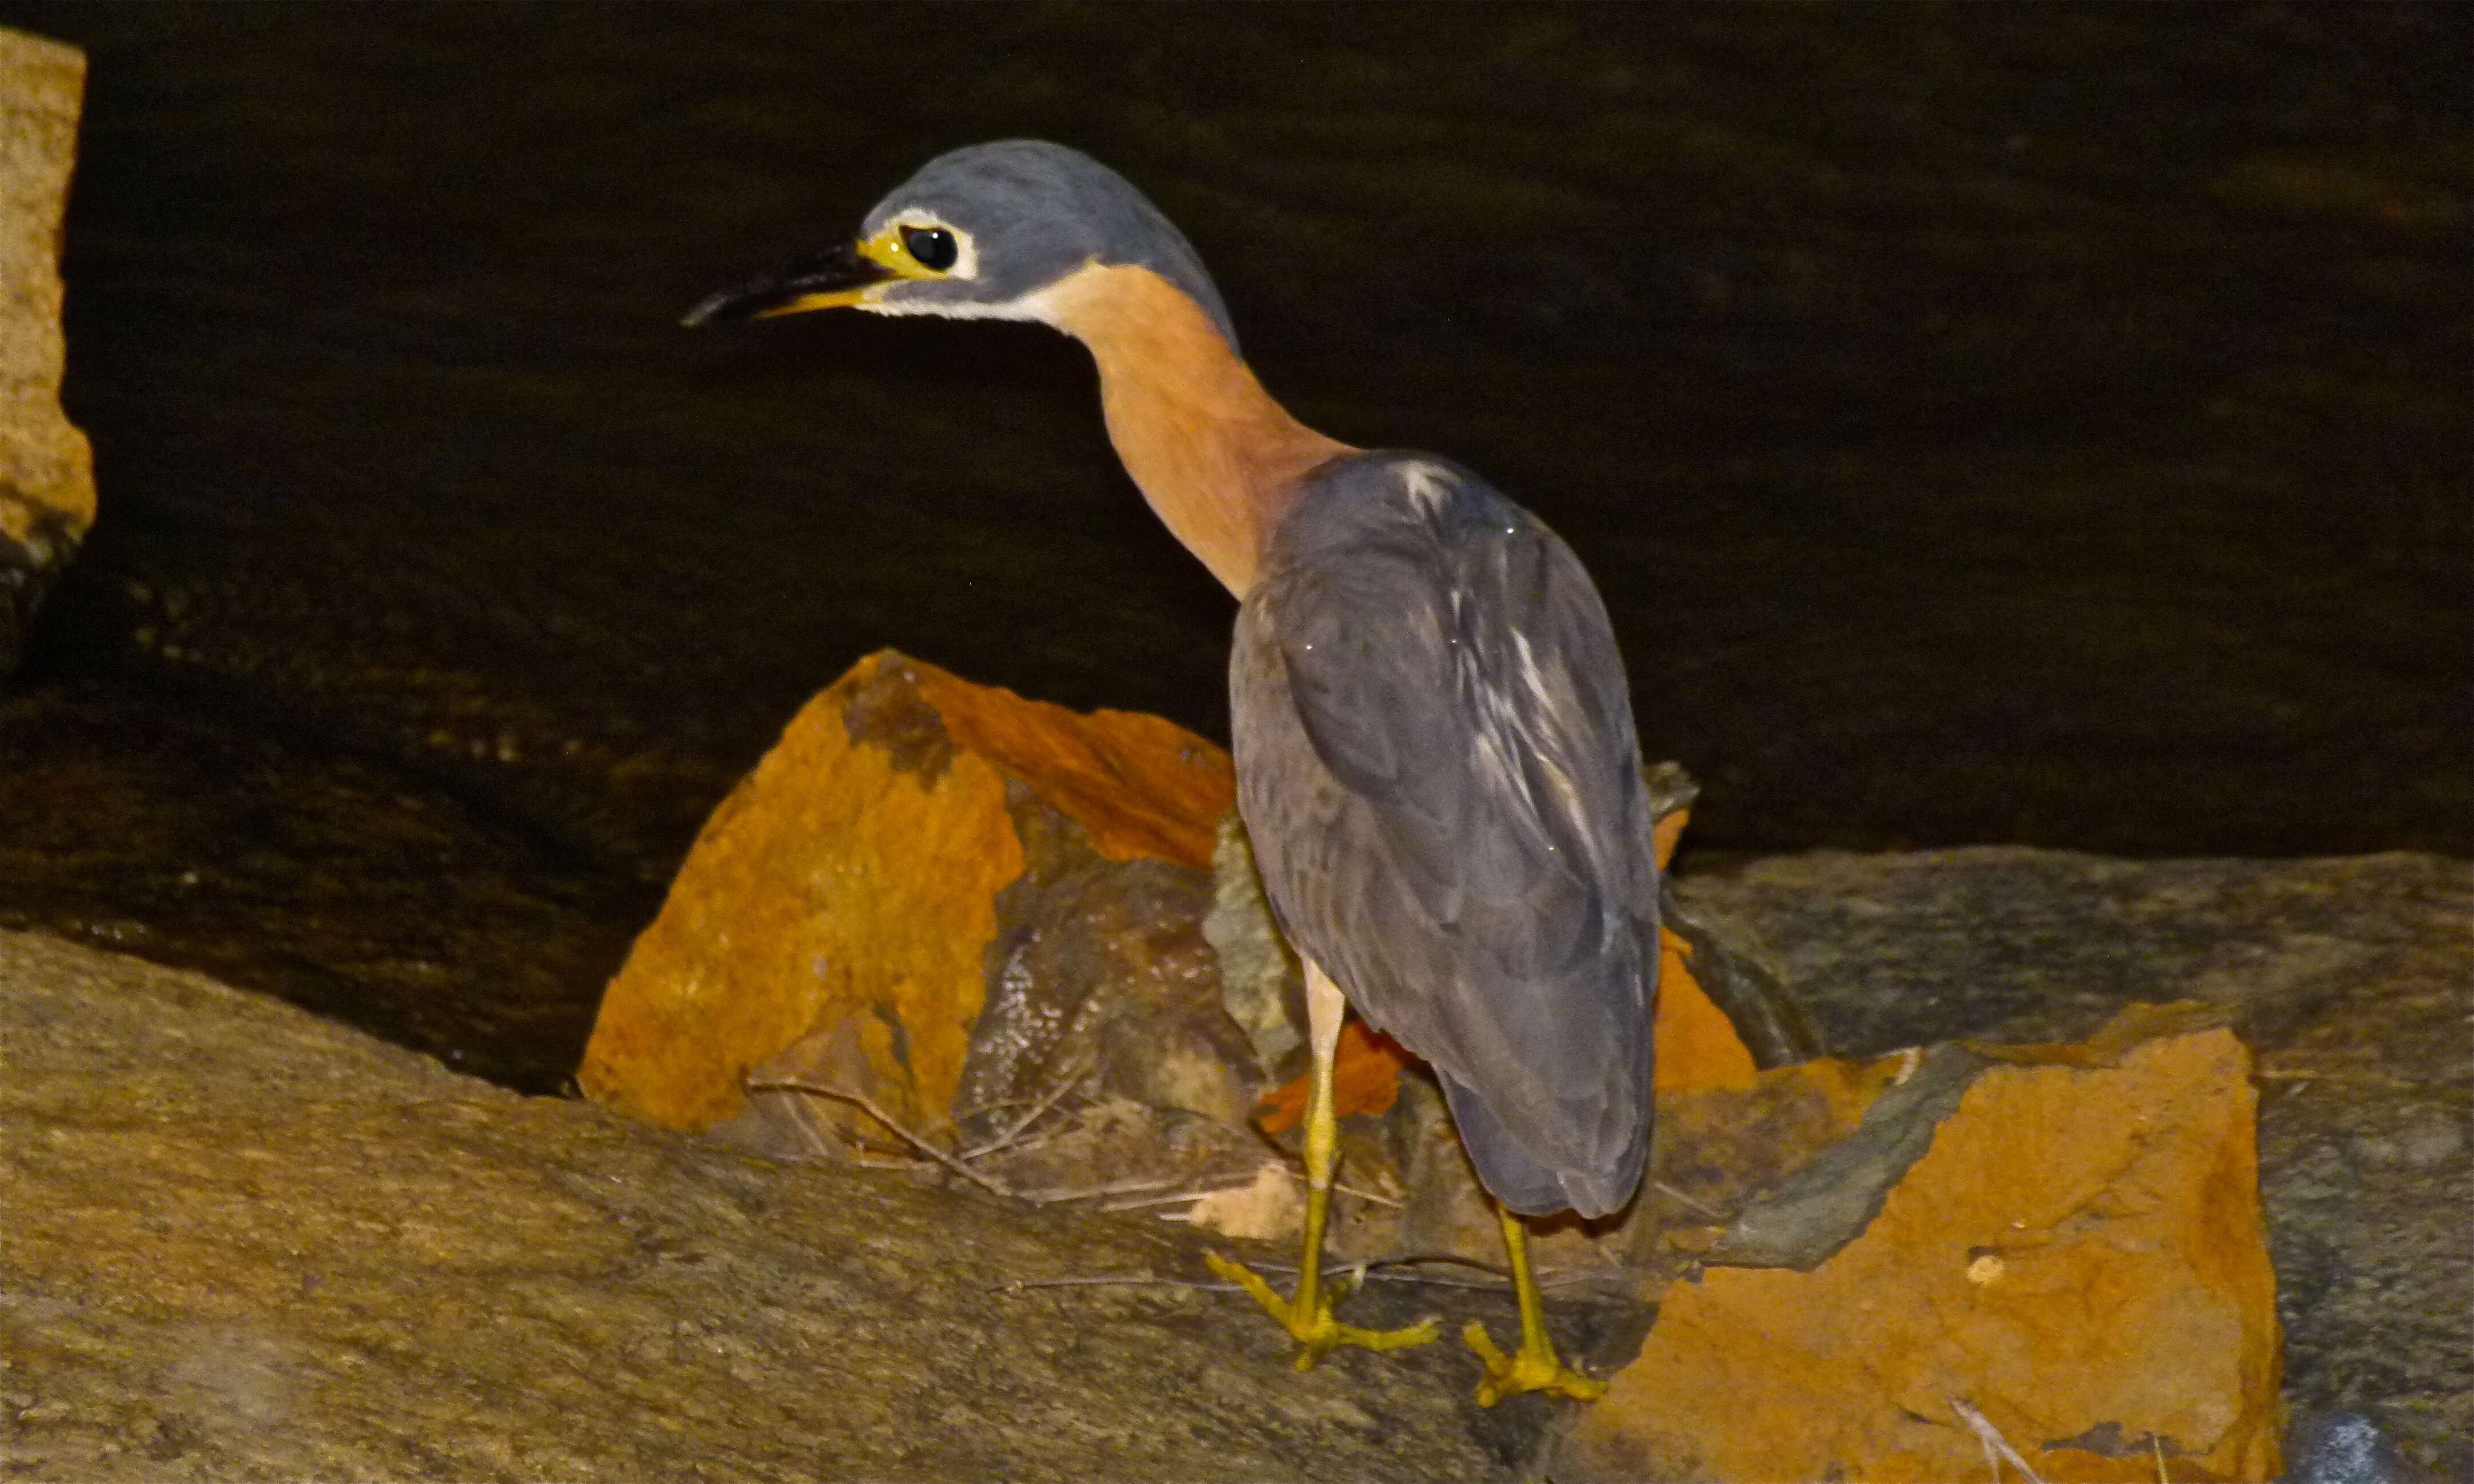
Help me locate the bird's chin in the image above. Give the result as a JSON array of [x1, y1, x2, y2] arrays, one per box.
[[860, 284, 1061, 327]]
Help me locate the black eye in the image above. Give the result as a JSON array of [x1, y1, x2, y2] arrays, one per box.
[[902, 226, 958, 271]]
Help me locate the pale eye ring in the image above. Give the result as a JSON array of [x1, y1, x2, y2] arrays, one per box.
[[902, 226, 958, 272]]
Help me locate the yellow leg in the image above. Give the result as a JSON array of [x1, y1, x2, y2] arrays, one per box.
[[1207, 960, 1439, 1369], [1463, 1202, 1605, 1405]]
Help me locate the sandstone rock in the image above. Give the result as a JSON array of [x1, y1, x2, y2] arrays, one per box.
[[578, 649, 1238, 1140], [1683, 850, 2471, 1473], [1646, 918, 1760, 1095], [0, 928, 1515, 1482], [575, 669, 2454, 1476], [1559, 1009, 2285, 1484], [583, 652, 1806, 1257], [0, 27, 92, 673], [1698, 1041, 1986, 1270]]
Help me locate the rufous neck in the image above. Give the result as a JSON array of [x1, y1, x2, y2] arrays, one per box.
[[1034, 263, 1351, 597]]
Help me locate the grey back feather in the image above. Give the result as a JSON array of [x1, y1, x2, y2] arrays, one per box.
[[1232, 452, 1658, 1217]]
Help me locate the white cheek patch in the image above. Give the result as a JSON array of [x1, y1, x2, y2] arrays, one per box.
[[858, 280, 1069, 329]]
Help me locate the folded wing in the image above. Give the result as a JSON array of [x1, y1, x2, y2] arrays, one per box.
[[1232, 452, 1658, 1217]]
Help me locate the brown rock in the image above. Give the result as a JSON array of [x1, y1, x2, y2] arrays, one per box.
[[1681, 849, 2471, 1471], [0, 927, 1516, 1484], [1649, 923, 1759, 1094], [0, 27, 93, 672], [1253, 1019, 1417, 1136], [1650, 1045, 1920, 1265], [577, 650, 1235, 1135], [1559, 1009, 2283, 1483]]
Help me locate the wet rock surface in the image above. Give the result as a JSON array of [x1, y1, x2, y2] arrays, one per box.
[[0, 677, 651, 1092], [0, 928, 1534, 1483]]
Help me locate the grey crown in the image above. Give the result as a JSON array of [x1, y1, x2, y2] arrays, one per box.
[[862, 140, 1239, 351]]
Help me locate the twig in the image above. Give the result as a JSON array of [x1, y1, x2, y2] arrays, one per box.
[[2255, 1067, 2418, 1088], [783, 1097, 840, 1162], [949, 1092, 1037, 1124], [958, 1063, 1091, 1161], [1948, 1396, 2047, 1484], [998, 1259, 1621, 1296], [1369, 1268, 1601, 1293], [1103, 1182, 1268, 1213], [1003, 1274, 1235, 1293], [2153, 1432, 2168, 1484], [746, 1078, 1017, 1199], [1263, 1163, 1402, 1209], [971, 1123, 1077, 1161], [1249, 1252, 1628, 1292], [1262, 1252, 1507, 1280], [1007, 1175, 1189, 1204], [1654, 1179, 1725, 1219], [1353, 1268, 1612, 1293]]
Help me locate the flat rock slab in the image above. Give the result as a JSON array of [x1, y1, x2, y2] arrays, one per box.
[[1682, 848, 2473, 1475], [0, 929, 1535, 1482], [1567, 1017, 2282, 1482]]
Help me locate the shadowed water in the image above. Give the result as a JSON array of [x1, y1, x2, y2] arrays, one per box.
[[0, 2, 2465, 1088]]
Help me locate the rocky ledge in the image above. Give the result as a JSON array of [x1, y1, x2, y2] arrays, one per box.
[[0, 928, 1521, 1482], [6, 839, 2464, 1481]]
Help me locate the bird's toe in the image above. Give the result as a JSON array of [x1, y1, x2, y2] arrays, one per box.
[[1463, 1319, 1605, 1406]]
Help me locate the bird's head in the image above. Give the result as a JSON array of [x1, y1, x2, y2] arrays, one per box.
[[683, 139, 1237, 352]]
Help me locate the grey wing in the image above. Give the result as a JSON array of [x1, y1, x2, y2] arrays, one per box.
[[1231, 456, 1658, 1218]]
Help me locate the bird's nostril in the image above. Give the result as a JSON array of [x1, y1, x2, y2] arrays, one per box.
[[787, 244, 859, 280]]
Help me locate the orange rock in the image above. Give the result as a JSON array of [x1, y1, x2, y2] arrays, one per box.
[[1561, 1013, 2283, 1483], [1652, 925, 1759, 1094], [905, 662, 1227, 870], [1253, 1019, 1416, 1136], [578, 650, 1234, 1133], [1650, 1048, 1913, 1233]]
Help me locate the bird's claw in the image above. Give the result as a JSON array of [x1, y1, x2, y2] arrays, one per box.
[[1463, 1319, 1605, 1406], [1206, 1252, 1440, 1369]]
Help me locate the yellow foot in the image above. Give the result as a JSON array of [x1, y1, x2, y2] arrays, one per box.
[[1206, 1252, 1441, 1370], [1463, 1319, 1606, 1406]]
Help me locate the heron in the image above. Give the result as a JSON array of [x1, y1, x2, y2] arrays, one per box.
[[686, 140, 1656, 1406]]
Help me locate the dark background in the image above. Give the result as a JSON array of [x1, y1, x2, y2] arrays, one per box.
[[1, 2, 2465, 1088]]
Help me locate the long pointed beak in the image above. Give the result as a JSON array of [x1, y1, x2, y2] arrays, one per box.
[[680, 242, 893, 327]]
